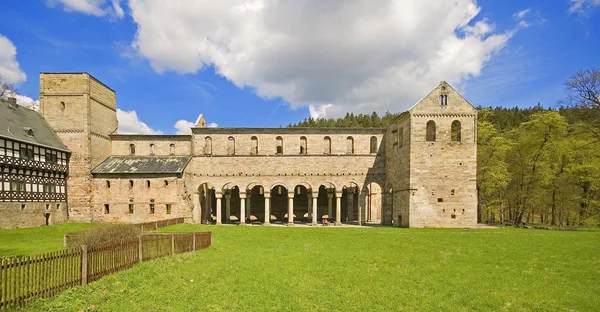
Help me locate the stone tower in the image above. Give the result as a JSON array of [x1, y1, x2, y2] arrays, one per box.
[[386, 81, 477, 227], [39, 73, 118, 222]]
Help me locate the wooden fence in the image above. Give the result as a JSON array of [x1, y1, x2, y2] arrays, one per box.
[[0, 232, 211, 310]]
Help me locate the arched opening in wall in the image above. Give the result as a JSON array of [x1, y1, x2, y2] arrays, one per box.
[[129, 180, 134, 189], [426, 120, 436, 142], [146, 180, 151, 188], [398, 128, 404, 148], [164, 180, 169, 187], [106, 180, 110, 188], [292, 184, 311, 223], [299, 136, 307, 154], [370, 136, 377, 154], [451, 120, 461, 142], [346, 136, 354, 154], [341, 183, 360, 224], [317, 183, 336, 223], [269, 184, 289, 223], [247, 184, 265, 223], [366, 182, 383, 224], [60, 101, 65, 110], [204, 137, 212, 155], [150, 144, 156, 155], [222, 184, 241, 224], [129, 144, 135, 155], [169, 143, 175, 155], [250, 136, 258, 155], [323, 136, 331, 154], [227, 137, 235, 155], [198, 183, 216, 224], [276, 136, 283, 154]]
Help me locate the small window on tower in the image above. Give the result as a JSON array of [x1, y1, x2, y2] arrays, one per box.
[[166, 204, 172, 214], [60, 101, 65, 110], [129, 204, 134, 214], [104, 204, 110, 214]]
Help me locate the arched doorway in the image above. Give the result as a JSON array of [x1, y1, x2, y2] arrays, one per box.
[[366, 182, 383, 224], [270, 183, 289, 224], [246, 184, 265, 224]]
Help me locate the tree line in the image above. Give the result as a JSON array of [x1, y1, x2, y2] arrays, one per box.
[[289, 68, 600, 226]]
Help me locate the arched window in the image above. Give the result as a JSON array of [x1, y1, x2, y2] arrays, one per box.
[[146, 180, 151, 188], [346, 136, 354, 154], [324, 136, 331, 154], [60, 101, 66, 110], [227, 136, 235, 155], [451, 120, 461, 142], [204, 137, 212, 155], [398, 127, 404, 147], [251, 136, 258, 155], [300, 136, 307, 154], [276, 136, 283, 154], [129, 144, 135, 155], [169, 143, 175, 155], [426, 120, 436, 142], [150, 143, 156, 155], [164, 180, 169, 187], [106, 180, 110, 188], [129, 180, 134, 189], [370, 136, 377, 154]]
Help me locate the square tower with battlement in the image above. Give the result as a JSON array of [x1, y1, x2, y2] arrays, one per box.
[[39, 73, 118, 221]]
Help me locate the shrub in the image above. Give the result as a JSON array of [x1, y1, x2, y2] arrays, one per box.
[[66, 224, 141, 248]]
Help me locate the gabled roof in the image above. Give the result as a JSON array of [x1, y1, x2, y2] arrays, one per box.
[[408, 81, 477, 114], [91, 156, 191, 175], [0, 99, 69, 152]]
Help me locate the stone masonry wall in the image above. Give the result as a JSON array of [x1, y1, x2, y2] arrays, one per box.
[[0, 202, 68, 229], [110, 135, 192, 156]]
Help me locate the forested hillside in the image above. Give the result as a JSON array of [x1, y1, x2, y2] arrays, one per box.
[[289, 69, 600, 226]]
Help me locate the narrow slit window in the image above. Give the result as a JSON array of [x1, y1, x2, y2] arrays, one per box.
[[227, 137, 235, 155], [150, 144, 156, 155], [346, 136, 354, 154], [426, 120, 436, 142], [130, 144, 135, 155], [370, 136, 377, 154], [251, 136, 258, 155], [204, 137, 212, 155], [324, 136, 331, 154], [129, 204, 134, 214], [169, 143, 175, 155], [146, 180, 151, 188], [300, 136, 307, 154], [104, 204, 110, 214], [166, 204, 172, 214], [451, 120, 461, 142]]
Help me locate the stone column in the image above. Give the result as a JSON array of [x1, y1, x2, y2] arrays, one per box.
[[204, 192, 211, 223], [347, 187, 355, 222], [288, 195, 294, 225], [327, 193, 333, 219], [311, 193, 318, 225], [335, 192, 342, 226], [264, 192, 271, 225], [192, 193, 201, 224], [215, 193, 223, 225], [307, 193, 312, 220], [225, 193, 231, 224], [239, 193, 246, 225]]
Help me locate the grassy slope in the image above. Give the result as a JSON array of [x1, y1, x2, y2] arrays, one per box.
[[0, 223, 99, 257], [23, 225, 600, 311]]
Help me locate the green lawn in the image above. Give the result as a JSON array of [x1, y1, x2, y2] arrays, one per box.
[[0, 223, 100, 257], [21, 225, 600, 311]]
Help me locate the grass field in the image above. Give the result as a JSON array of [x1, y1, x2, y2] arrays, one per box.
[[18, 225, 600, 311], [0, 223, 100, 257]]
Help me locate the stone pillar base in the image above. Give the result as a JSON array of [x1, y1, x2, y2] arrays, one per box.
[[335, 222, 343, 226], [287, 222, 295, 227], [263, 222, 271, 226], [239, 222, 246, 226], [216, 221, 222, 225], [311, 222, 318, 226]]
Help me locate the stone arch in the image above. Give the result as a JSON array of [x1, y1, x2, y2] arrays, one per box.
[[269, 182, 289, 223], [222, 182, 240, 193], [204, 136, 212, 155], [342, 182, 360, 223], [365, 182, 383, 224], [269, 181, 289, 191], [197, 182, 216, 224]]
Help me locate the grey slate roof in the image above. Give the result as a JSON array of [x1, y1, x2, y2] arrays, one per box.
[[0, 99, 69, 151], [91, 156, 192, 175]]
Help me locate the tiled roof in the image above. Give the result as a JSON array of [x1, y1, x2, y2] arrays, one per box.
[[91, 156, 191, 175]]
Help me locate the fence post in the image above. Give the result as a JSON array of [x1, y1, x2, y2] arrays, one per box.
[[138, 236, 143, 263], [192, 232, 196, 251], [171, 234, 175, 255], [81, 245, 88, 285]]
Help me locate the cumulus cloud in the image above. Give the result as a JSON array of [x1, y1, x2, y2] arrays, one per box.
[[0, 34, 26, 85], [46, 0, 124, 18], [569, 0, 600, 15], [116, 109, 162, 134], [128, 0, 518, 117], [174, 119, 218, 134], [3, 91, 40, 111]]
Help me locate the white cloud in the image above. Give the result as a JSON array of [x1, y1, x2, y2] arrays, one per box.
[[174, 119, 194, 134], [309, 104, 333, 119], [569, 0, 600, 15], [3, 91, 40, 111], [47, 0, 124, 18], [174, 119, 218, 134], [116, 109, 162, 134], [513, 9, 530, 20], [128, 0, 519, 117], [0, 34, 26, 85]]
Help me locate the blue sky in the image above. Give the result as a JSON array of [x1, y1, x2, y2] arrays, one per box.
[[0, 0, 598, 134]]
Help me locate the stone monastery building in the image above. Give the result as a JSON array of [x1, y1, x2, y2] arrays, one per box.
[[0, 73, 477, 228]]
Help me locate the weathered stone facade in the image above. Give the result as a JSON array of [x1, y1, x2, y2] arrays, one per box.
[[35, 73, 476, 228]]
